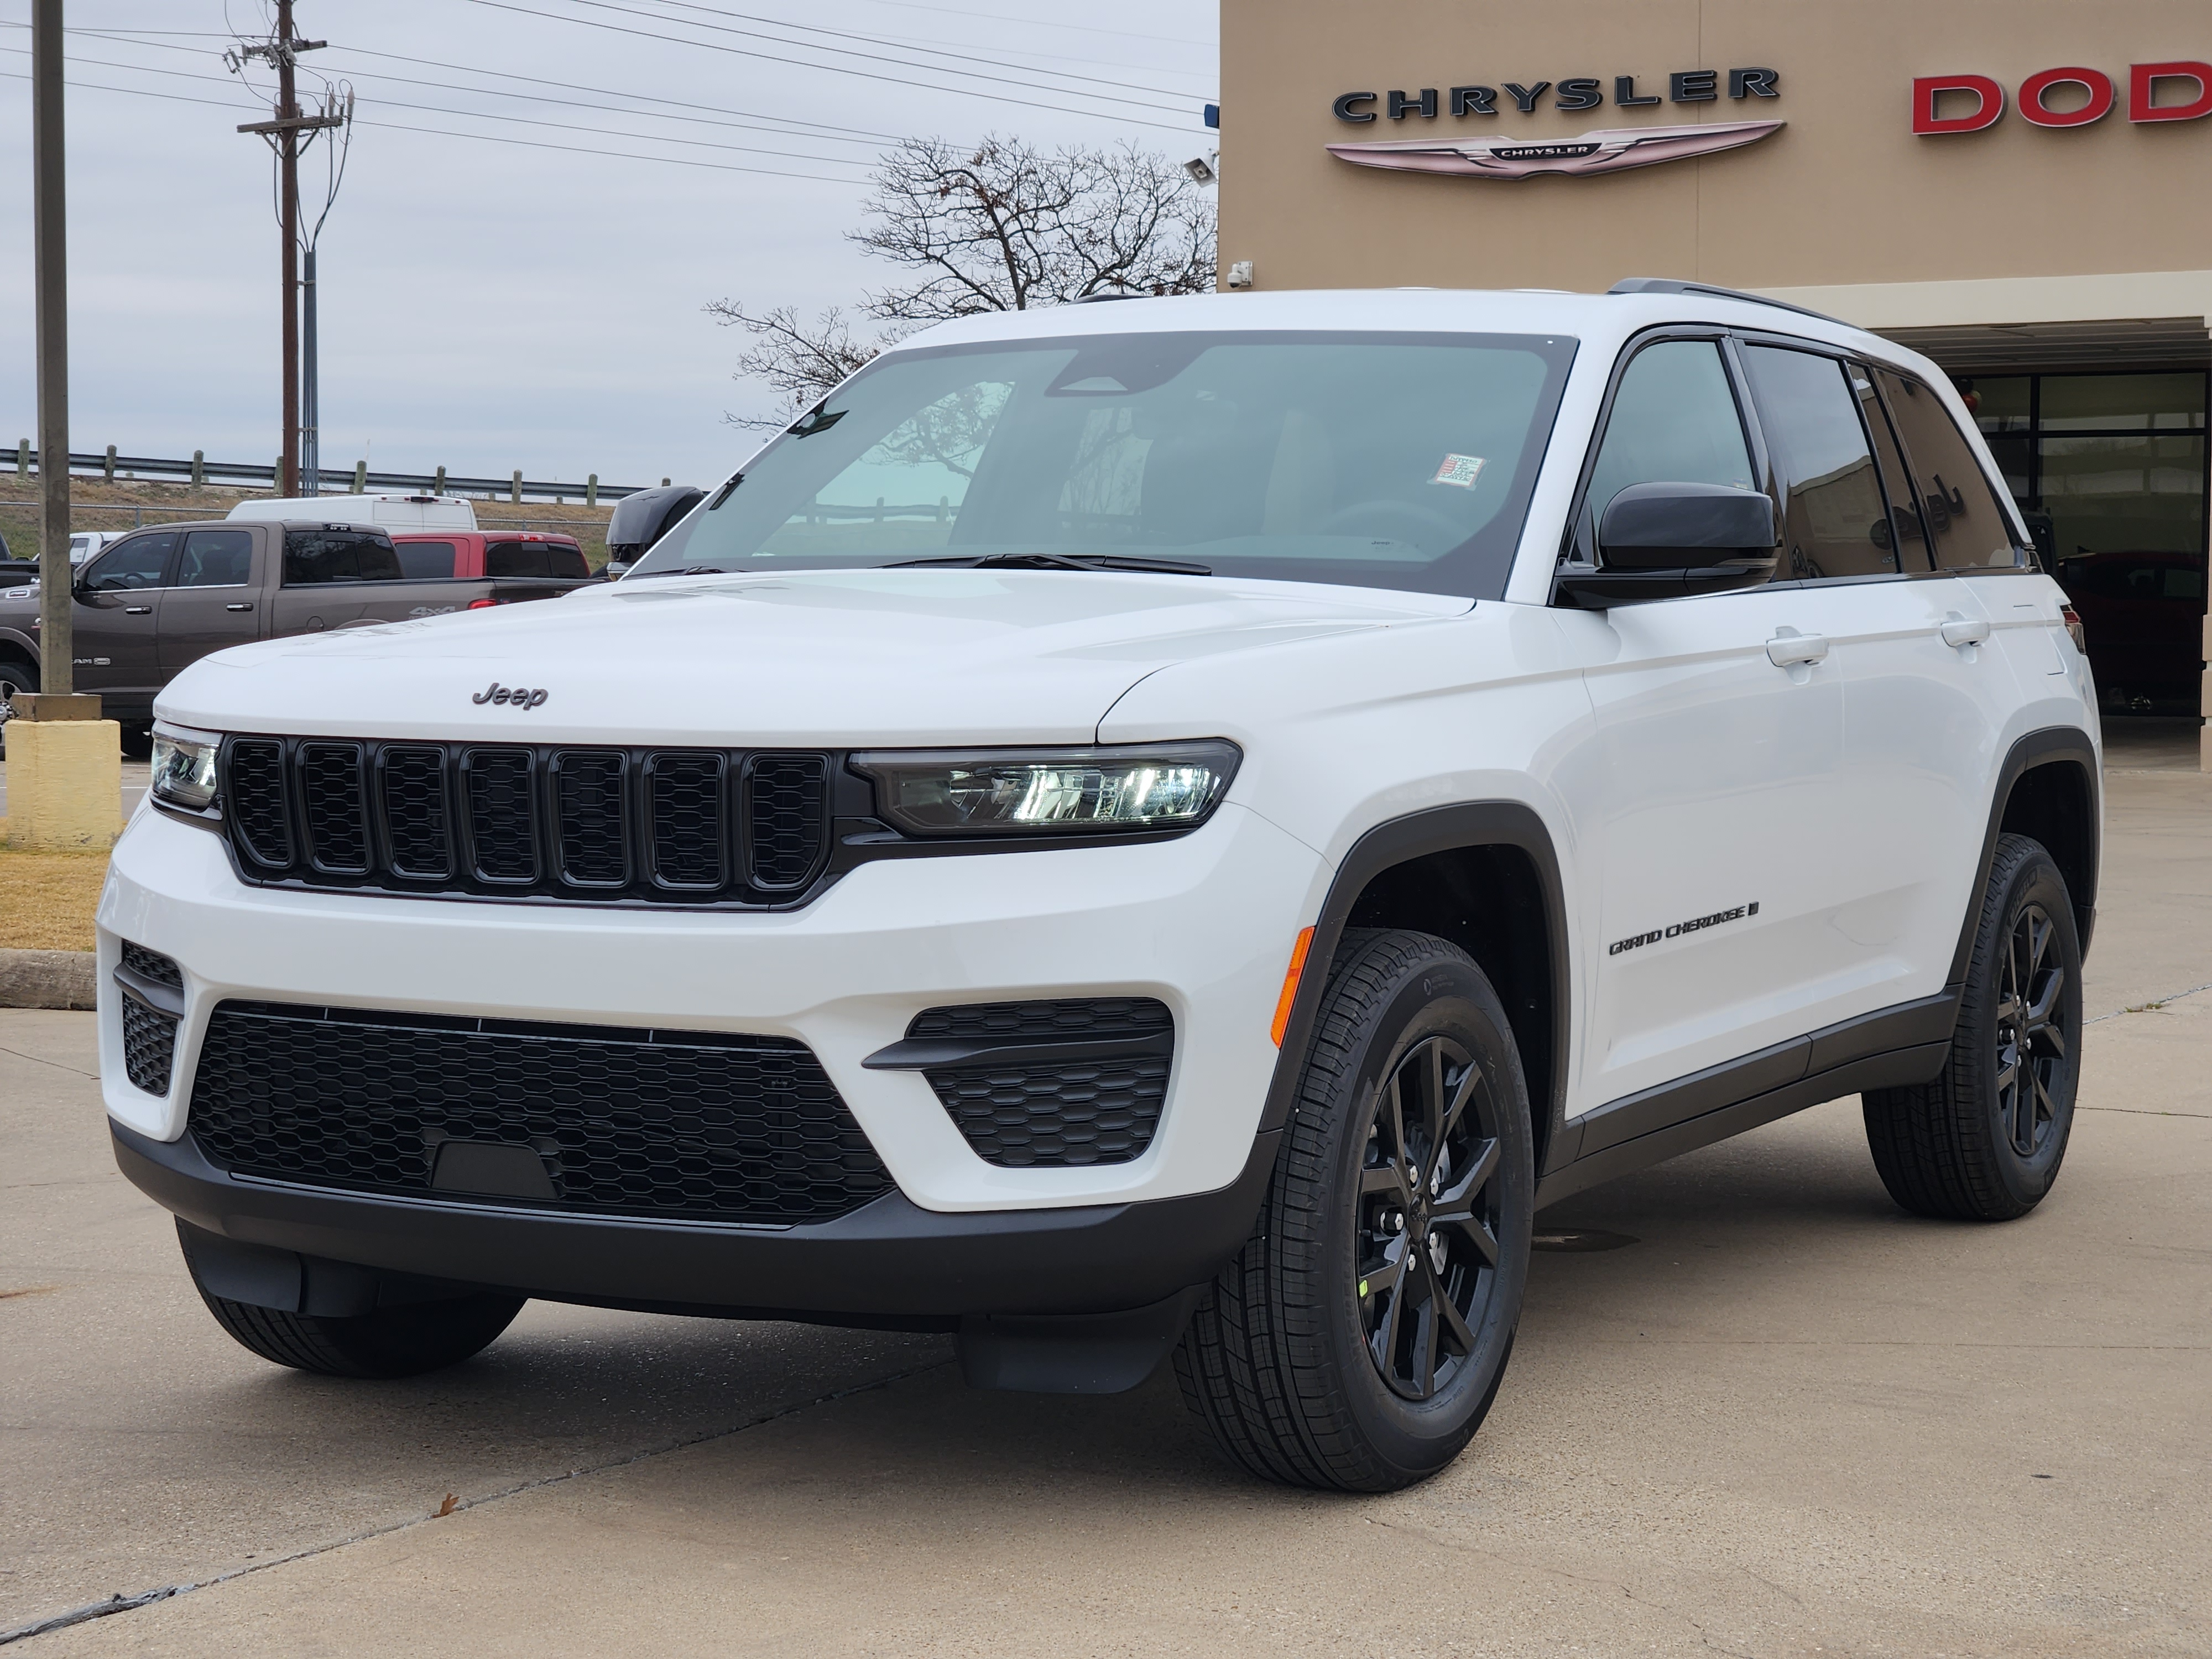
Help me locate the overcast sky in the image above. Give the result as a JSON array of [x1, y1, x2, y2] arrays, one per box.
[[0, 0, 1218, 489]]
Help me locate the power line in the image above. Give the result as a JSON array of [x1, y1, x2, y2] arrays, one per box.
[[458, 0, 1204, 131], [27, 24, 895, 144], [601, 0, 1217, 102], [0, 72, 877, 183], [0, 43, 877, 169], [832, 0, 1214, 51]]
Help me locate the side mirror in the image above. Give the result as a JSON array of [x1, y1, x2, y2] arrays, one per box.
[[1556, 482, 1780, 608]]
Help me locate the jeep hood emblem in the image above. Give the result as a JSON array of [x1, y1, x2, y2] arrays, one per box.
[[1327, 118, 1783, 180], [473, 681, 549, 709]]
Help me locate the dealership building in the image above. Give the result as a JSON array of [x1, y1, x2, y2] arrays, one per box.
[[1217, 0, 2211, 732]]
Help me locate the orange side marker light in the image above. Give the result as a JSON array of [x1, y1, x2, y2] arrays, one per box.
[[1270, 926, 1316, 1047]]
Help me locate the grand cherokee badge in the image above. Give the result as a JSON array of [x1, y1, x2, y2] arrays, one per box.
[[1328, 119, 1783, 179]]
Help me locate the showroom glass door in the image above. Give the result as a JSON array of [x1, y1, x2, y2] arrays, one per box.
[[1963, 371, 2209, 714]]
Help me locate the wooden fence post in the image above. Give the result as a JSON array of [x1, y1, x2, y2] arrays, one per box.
[[586, 473, 598, 507], [191, 449, 205, 487], [351, 460, 367, 494], [510, 470, 521, 505], [15, 439, 25, 480], [103, 444, 115, 483], [434, 465, 446, 495]]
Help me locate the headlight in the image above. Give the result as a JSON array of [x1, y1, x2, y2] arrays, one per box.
[[852, 741, 1240, 836], [150, 726, 222, 813]]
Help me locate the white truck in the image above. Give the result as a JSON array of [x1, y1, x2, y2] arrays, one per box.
[[103, 283, 2096, 1491], [226, 494, 478, 535]]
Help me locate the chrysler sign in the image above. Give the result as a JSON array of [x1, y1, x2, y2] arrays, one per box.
[[1330, 67, 1783, 180]]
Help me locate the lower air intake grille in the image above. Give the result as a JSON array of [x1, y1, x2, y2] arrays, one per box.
[[911, 998, 1174, 1169], [186, 1000, 892, 1225], [121, 992, 179, 1096]]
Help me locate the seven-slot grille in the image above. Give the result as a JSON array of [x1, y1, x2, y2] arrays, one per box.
[[186, 1000, 893, 1225], [219, 737, 829, 905]]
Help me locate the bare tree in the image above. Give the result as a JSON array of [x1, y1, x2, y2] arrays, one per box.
[[709, 134, 1217, 429]]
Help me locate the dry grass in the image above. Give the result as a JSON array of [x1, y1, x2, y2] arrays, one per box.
[[0, 846, 108, 952]]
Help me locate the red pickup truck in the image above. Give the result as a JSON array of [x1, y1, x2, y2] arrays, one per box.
[[390, 531, 593, 583]]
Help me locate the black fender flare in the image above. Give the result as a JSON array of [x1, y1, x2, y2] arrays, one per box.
[[1256, 801, 1573, 1177], [1947, 727, 2100, 986]]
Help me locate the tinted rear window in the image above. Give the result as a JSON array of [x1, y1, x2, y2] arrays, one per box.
[[395, 540, 457, 580], [485, 540, 587, 578], [485, 541, 547, 578], [284, 528, 404, 585]]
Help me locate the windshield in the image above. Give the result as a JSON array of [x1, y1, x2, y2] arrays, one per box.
[[633, 329, 1577, 599]]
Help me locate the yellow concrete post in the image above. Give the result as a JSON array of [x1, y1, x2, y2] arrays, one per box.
[[2, 696, 122, 851]]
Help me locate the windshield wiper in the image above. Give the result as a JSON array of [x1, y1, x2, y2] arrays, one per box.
[[628, 565, 738, 580], [887, 551, 1212, 576]]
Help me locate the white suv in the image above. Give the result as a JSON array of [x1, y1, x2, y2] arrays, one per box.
[[103, 283, 2098, 1491]]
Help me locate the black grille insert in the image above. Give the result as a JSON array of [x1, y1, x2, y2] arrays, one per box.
[[465, 747, 539, 883], [216, 738, 833, 909], [121, 991, 179, 1095], [907, 998, 1174, 1169], [119, 941, 183, 989], [228, 739, 293, 868], [300, 742, 371, 873], [745, 755, 828, 890], [186, 1000, 893, 1225]]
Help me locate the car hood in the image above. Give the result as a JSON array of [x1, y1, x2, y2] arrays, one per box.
[[156, 568, 1470, 744]]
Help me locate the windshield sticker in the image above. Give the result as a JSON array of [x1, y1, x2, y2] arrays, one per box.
[[1431, 453, 1487, 488]]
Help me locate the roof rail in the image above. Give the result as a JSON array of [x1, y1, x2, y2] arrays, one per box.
[[1607, 276, 1850, 327]]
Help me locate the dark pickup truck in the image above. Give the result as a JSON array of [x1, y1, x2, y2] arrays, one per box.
[[0, 519, 597, 740]]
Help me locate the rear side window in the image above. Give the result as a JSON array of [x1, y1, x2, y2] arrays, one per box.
[[1580, 340, 1755, 552], [395, 540, 458, 580], [284, 529, 404, 585], [175, 529, 255, 587], [1873, 370, 2022, 569], [546, 544, 589, 578], [1741, 346, 1896, 580]]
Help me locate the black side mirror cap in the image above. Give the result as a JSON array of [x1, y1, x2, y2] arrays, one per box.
[[1598, 481, 1778, 568], [1557, 481, 1780, 609]]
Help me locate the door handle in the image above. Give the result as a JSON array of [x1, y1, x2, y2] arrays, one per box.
[[1765, 628, 1829, 668], [225, 602, 255, 612], [123, 604, 152, 614], [1939, 612, 1990, 649]]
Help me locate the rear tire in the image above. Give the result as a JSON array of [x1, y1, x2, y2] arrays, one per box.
[[181, 1226, 525, 1379], [1176, 928, 1535, 1491], [1863, 834, 2082, 1221]]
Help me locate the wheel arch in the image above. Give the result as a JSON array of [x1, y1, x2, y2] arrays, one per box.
[[1949, 727, 2101, 984], [1259, 804, 1571, 1180]]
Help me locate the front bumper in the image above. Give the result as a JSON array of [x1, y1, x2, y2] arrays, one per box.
[[114, 1119, 1278, 1320], [98, 797, 1324, 1217]]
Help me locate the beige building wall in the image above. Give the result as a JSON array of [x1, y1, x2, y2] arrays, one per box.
[[1219, 0, 2212, 319]]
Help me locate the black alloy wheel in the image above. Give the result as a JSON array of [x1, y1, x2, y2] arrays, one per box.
[[1864, 833, 2083, 1221], [1356, 1034, 1506, 1402], [1177, 928, 1534, 1491], [1995, 898, 2068, 1160]]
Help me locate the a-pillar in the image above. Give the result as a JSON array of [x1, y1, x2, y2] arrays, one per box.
[[3, 693, 122, 850]]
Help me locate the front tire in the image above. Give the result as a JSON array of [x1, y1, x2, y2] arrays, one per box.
[[1177, 929, 1535, 1491], [182, 1223, 525, 1379], [1863, 833, 2083, 1221]]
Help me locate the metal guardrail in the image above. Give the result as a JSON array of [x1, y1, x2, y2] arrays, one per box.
[[0, 499, 612, 536], [7, 445, 652, 505]]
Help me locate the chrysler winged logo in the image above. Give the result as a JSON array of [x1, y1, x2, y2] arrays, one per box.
[[1327, 118, 1783, 180]]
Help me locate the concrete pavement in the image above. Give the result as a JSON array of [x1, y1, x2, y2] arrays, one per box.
[[3, 767, 2206, 1656]]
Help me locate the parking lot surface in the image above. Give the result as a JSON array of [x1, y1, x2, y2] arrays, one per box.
[[3, 765, 2206, 1657]]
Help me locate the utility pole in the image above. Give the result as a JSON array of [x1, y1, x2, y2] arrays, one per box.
[[233, 4, 338, 499], [33, 0, 70, 695]]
